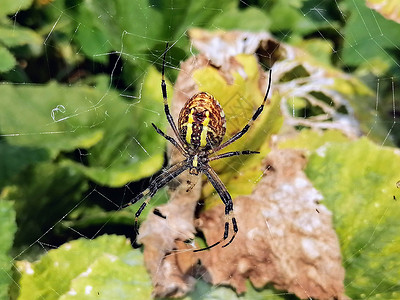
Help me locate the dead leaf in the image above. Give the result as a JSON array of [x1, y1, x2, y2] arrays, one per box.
[[197, 148, 347, 299], [138, 172, 201, 298]]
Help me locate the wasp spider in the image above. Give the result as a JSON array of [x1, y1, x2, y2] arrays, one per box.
[[123, 44, 272, 252]]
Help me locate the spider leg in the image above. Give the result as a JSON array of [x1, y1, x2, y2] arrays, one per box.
[[152, 123, 187, 156], [194, 164, 238, 252], [208, 69, 272, 154], [161, 43, 186, 148], [122, 160, 189, 233], [208, 150, 260, 162]]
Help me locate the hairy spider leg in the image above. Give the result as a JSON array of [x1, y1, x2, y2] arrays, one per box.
[[122, 161, 189, 233], [193, 164, 238, 252], [161, 43, 186, 149], [208, 68, 273, 155]]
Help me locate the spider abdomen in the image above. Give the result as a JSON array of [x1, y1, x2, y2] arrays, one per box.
[[178, 92, 226, 150]]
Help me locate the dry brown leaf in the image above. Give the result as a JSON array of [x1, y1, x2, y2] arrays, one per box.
[[138, 172, 201, 298], [197, 148, 347, 299]]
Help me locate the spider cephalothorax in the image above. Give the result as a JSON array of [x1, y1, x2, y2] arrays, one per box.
[[123, 43, 272, 252]]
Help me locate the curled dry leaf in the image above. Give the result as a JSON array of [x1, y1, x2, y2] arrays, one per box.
[[189, 29, 364, 139], [197, 148, 347, 299], [138, 177, 201, 297]]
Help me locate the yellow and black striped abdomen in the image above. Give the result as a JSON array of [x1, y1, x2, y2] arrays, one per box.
[[178, 92, 226, 150]]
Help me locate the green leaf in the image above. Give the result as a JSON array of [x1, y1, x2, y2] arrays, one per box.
[[1, 162, 88, 248], [269, 0, 315, 34], [0, 72, 167, 187], [68, 68, 169, 187], [278, 129, 350, 151], [0, 141, 49, 190], [60, 251, 151, 300], [72, 154, 163, 187], [0, 45, 16, 73], [242, 281, 286, 300], [211, 7, 270, 31], [0, 81, 109, 155], [0, 0, 33, 17], [167, 0, 234, 38], [61, 187, 168, 230], [0, 200, 17, 300], [70, 0, 237, 70], [293, 39, 335, 66], [114, 0, 163, 51], [0, 25, 43, 52], [182, 280, 285, 300], [16, 235, 151, 300], [342, 0, 400, 67], [72, 2, 115, 64], [306, 137, 400, 298], [72, 0, 163, 64]]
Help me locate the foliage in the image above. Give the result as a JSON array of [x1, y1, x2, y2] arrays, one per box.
[[16, 235, 152, 299], [0, 200, 17, 300], [305, 136, 400, 298], [0, 0, 399, 299], [280, 131, 400, 298], [342, 0, 400, 70]]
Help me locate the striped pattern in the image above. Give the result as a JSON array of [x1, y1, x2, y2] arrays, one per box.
[[178, 92, 226, 150]]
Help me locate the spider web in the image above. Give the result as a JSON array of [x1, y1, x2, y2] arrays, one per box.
[[1, 0, 399, 299]]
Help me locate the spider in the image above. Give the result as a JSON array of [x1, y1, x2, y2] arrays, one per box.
[[123, 43, 272, 252]]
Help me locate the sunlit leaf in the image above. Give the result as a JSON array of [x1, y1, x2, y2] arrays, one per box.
[[16, 235, 151, 300], [0, 81, 111, 155], [293, 39, 334, 66], [278, 129, 350, 151], [0, 70, 168, 187], [0, 0, 33, 17], [306, 137, 400, 298], [0, 25, 42, 53], [0, 200, 17, 300], [0, 45, 16, 73]]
